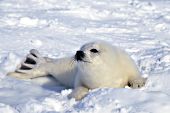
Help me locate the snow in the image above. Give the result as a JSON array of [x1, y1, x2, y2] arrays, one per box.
[[0, 0, 170, 113]]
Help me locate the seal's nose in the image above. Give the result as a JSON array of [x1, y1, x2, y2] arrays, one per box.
[[75, 51, 85, 61]]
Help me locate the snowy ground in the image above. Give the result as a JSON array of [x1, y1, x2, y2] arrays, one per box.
[[0, 0, 170, 113]]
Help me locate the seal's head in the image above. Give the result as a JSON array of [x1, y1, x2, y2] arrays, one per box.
[[75, 41, 117, 66]]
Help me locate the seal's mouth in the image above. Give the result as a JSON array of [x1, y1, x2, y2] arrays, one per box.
[[75, 50, 84, 61], [74, 51, 90, 63]]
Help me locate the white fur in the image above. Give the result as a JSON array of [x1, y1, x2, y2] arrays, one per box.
[[8, 41, 146, 100]]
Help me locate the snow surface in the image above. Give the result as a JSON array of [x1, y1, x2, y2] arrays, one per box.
[[0, 0, 170, 113]]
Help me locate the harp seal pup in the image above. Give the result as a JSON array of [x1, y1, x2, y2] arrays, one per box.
[[8, 41, 146, 100]]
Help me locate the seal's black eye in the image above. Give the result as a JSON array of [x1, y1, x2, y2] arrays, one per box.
[[90, 49, 98, 53]]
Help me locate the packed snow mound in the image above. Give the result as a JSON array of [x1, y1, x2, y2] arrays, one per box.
[[0, 73, 170, 113], [0, 0, 170, 113]]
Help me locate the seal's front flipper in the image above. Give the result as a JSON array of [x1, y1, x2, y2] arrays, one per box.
[[68, 86, 89, 101]]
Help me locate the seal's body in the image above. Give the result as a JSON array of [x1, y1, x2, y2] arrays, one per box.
[[8, 41, 146, 100]]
